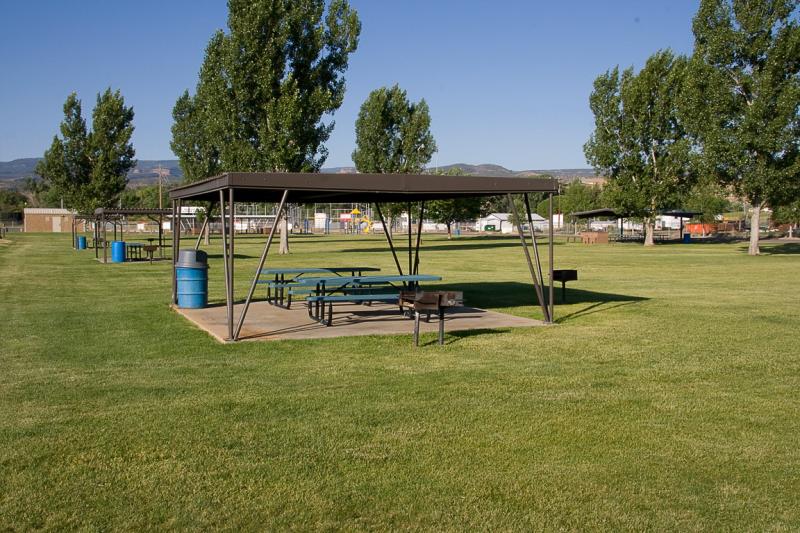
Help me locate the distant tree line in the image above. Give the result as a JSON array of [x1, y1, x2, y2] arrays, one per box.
[[0, 189, 26, 222], [585, 0, 799, 253]]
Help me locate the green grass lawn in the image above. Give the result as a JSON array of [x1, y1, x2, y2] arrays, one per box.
[[1, 232, 798, 530]]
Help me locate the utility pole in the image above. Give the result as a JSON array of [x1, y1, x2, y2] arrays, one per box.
[[156, 164, 164, 210]]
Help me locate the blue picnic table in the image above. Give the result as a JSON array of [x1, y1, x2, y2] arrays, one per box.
[[259, 267, 380, 307], [292, 273, 442, 325]]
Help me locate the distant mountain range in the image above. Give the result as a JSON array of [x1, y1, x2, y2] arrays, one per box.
[[319, 163, 600, 182], [0, 158, 600, 189]]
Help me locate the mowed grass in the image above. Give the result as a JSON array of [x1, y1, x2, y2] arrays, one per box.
[[1, 232, 798, 530]]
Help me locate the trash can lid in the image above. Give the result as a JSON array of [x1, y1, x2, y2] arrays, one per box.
[[177, 249, 208, 267]]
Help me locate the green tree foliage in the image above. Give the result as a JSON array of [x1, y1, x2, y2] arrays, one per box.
[[0, 190, 27, 221], [352, 84, 436, 230], [556, 181, 604, 221], [36, 91, 135, 213], [173, 0, 361, 175], [36, 94, 91, 210], [170, 90, 220, 184], [88, 89, 136, 208], [772, 198, 800, 237], [173, 0, 360, 253], [426, 168, 482, 238], [120, 185, 170, 209], [684, 0, 799, 255], [684, 178, 732, 225], [21, 177, 60, 208], [352, 84, 437, 174], [585, 50, 695, 246]]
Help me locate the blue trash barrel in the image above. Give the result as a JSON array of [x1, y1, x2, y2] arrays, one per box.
[[76, 236, 87, 250], [176, 250, 208, 309], [682, 233, 691, 244], [111, 241, 126, 263]]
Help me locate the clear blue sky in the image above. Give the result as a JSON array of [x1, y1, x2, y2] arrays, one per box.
[[0, 1, 698, 170]]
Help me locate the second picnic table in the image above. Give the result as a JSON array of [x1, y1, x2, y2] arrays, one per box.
[[260, 267, 380, 307]]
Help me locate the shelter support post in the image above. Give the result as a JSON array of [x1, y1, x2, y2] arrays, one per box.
[[548, 193, 554, 322], [374, 203, 404, 276], [523, 194, 549, 315], [507, 194, 550, 322], [103, 214, 107, 264], [219, 190, 232, 340], [407, 202, 412, 275], [228, 188, 235, 338], [233, 190, 290, 341], [161, 215, 165, 257], [171, 200, 177, 304], [176, 199, 182, 267], [413, 201, 425, 275], [194, 214, 210, 251]]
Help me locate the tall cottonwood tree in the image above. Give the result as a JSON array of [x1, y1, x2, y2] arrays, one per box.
[[352, 85, 436, 174], [89, 89, 136, 208], [36, 94, 90, 210], [37, 90, 135, 213], [584, 50, 695, 246], [352, 84, 436, 233], [172, 0, 361, 253], [684, 0, 799, 255]]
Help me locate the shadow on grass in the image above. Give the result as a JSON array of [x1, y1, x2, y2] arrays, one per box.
[[436, 281, 647, 310], [442, 328, 507, 345], [206, 253, 259, 260], [554, 300, 643, 324], [752, 243, 800, 255], [340, 239, 563, 254]]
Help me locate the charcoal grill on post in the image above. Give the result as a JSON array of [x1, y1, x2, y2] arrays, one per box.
[[551, 269, 578, 302], [401, 291, 464, 346]]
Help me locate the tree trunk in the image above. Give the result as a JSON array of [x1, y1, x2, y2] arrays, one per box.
[[748, 203, 761, 255], [203, 218, 210, 245], [446, 222, 452, 240], [790, 224, 795, 239], [279, 217, 289, 254], [644, 219, 655, 246]]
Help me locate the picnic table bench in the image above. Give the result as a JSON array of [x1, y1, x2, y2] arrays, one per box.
[[126, 242, 144, 260], [295, 274, 442, 325]]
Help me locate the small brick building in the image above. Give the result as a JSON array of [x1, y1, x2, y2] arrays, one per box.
[[23, 208, 75, 233]]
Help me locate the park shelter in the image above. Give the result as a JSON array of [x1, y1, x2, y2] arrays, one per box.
[[93, 208, 172, 262], [570, 208, 625, 236], [168, 172, 559, 342], [660, 209, 703, 236]]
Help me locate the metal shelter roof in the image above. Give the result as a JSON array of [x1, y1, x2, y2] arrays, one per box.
[[660, 209, 703, 219], [94, 208, 172, 217], [569, 208, 622, 219], [168, 172, 559, 203]]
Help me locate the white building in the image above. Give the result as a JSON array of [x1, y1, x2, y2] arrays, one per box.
[[476, 213, 515, 234]]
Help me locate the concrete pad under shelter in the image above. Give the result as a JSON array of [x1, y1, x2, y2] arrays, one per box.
[[174, 300, 545, 342]]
